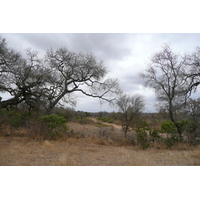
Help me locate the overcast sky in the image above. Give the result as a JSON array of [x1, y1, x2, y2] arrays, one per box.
[[1, 33, 200, 112]]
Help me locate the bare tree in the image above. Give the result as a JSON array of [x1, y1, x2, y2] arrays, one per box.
[[185, 46, 200, 94], [0, 37, 48, 110], [116, 93, 145, 138], [0, 36, 119, 113], [43, 48, 119, 113], [185, 98, 200, 124], [140, 44, 193, 140]]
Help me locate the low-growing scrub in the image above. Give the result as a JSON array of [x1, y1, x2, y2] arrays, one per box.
[[98, 116, 115, 124], [94, 122, 112, 127], [0, 109, 35, 136], [161, 121, 177, 134], [136, 130, 150, 149], [1, 108, 200, 151], [149, 129, 161, 142], [39, 114, 68, 139], [74, 116, 94, 124], [163, 133, 179, 147]]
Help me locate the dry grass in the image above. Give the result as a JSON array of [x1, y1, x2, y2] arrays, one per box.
[[58, 154, 77, 166], [43, 140, 53, 148], [1, 121, 200, 166], [191, 150, 200, 159], [1, 135, 200, 166]]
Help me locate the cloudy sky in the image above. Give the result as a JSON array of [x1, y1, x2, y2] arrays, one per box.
[[1, 33, 200, 112]]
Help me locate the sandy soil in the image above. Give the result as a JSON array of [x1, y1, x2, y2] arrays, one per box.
[[67, 119, 136, 141]]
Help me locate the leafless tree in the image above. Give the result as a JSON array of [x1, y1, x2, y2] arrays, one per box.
[[0, 37, 49, 110], [184, 98, 200, 124], [43, 48, 119, 113], [185, 46, 200, 94], [116, 93, 145, 138], [0, 36, 120, 113], [140, 44, 193, 140]]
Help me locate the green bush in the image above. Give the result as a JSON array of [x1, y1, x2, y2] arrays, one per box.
[[136, 130, 150, 149], [149, 129, 161, 142], [6, 110, 28, 134], [161, 121, 177, 134], [175, 120, 197, 144], [79, 117, 94, 124], [139, 121, 150, 129], [40, 114, 67, 139], [175, 120, 196, 134], [164, 134, 179, 147], [0, 108, 8, 120], [0, 109, 35, 135], [98, 117, 115, 124]]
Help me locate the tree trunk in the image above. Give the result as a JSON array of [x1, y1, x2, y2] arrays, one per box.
[[168, 105, 183, 141]]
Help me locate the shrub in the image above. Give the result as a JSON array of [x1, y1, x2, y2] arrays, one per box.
[[0, 108, 8, 121], [175, 120, 198, 144], [6, 110, 24, 134], [0, 109, 8, 127], [40, 114, 67, 139], [149, 129, 161, 142], [176, 120, 196, 134], [79, 117, 94, 124], [136, 130, 150, 149], [161, 121, 177, 134], [164, 133, 179, 147], [98, 117, 115, 124], [140, 121, 150, 129]]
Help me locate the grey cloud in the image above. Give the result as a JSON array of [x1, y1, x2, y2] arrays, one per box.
[[60, 33, 133, 65], [119, 74, 144, 93], [1, 33, 132, 62], [1, 33, 68, 55]]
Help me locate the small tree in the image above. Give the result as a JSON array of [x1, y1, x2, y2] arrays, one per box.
[[116, 93, 145, 138]]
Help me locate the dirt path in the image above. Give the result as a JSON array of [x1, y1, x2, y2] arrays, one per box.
[[88, 117, 122, 130]]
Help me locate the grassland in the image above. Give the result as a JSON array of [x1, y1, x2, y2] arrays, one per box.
[[1, 118, 200, 166], [1, 134, 200, 166]]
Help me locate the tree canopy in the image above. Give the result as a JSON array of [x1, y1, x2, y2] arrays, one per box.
[[0, 36, 119, 113]]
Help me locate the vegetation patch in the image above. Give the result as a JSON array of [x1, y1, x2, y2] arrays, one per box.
[[97, 116, 115, 124], [39, 114, 68, 139]]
